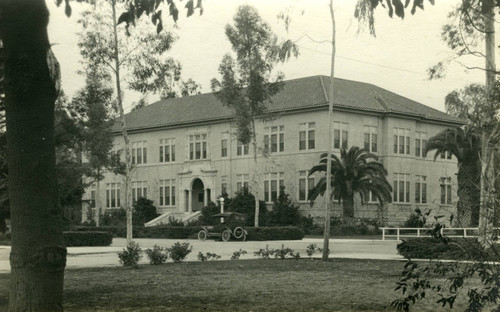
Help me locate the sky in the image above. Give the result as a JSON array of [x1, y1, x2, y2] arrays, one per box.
[[46, 0, 494, 113]]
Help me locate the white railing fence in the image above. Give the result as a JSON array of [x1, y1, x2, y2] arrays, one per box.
[[380, 227, 500, 240]]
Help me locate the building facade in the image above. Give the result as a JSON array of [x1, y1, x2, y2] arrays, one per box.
[[83, 76, 463, 225]]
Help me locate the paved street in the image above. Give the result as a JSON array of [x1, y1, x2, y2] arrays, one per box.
[[0, 238, 402, 273]]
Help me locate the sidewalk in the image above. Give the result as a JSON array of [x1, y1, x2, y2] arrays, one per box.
[[0, 238, 403, 273]]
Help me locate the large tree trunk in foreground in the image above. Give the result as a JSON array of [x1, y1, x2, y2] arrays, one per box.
[[1, 1, 66, 311], [456, 162, 481, 227]]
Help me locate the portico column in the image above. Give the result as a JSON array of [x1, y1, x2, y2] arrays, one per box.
[[203, 188, 208, 206], [188, 189, 192, 213]]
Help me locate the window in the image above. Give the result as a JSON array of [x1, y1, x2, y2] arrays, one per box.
[[159, 179, 176, 206], [189, 134, 208, 160], [221, 176, 228, 195], [393, 173, 410, 203], [440, 151, 452, 160], [237, 140, 249, 156], [264, 126, 285, 153], [131, 141, 147, 164], [264, 172, 284, 203], [361, 190, 378, 204], [159, 138, 175, 163], [363, 126, 378, 153], [236, 174, 249, 190], [106, 182, 121, 208], [221, 139, 228, 157], [131, 181, 148, 202], [415, 131, 427, 157], [333, 121, 348, 149], [415, 175, 427, 204], [298, 170, 315, 201], [393, 128, 410, 155], [299, 122, 315, 150], [90, 183, 96, 208], [440, 177, 452, 204], [112, 143, 123, 160]]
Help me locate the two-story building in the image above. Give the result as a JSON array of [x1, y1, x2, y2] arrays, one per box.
[[83, 75, 463, 225]]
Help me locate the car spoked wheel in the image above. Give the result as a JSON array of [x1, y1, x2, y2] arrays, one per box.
[[221, 229, 231, 242], [233, 227, 244, 239], [198, 230, 207, 241]]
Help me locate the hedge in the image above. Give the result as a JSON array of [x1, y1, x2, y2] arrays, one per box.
[[70, 225, 304, 240], [397, 237, 497, 261], [64, 231, 113, 247]]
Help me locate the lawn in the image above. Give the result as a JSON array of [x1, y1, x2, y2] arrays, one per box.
[[0, 259, 473, 311]]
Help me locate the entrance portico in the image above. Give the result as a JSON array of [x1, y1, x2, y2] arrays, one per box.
[[178, 161, 217, 214]]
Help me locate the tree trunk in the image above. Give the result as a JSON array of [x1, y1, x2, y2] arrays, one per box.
[[96, 168, 101, 227], [251, 117, 260, 227], [2, 1, 66, 310], [456, 162, 481, 227], [342, 195, 355, 222], [111, 0, 133, 242]]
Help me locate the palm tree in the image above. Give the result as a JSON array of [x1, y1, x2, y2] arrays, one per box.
[[424, 127, 481, 227], [308, 146, 392, 222]]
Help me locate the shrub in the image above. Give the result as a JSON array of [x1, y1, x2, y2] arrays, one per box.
[[197, 252, 221, 261], [167, 216, 185, 227], [404, 208, 430, 228], [266, 186, 302, 226], [135, 226, 202, 239], [397, 237, 496, 261], [231, 249, 248, 260], [133, 197, 159, 226], [168, 242, 192, 263], [254, 244, 274, 259], [145, 245, 168, 265], [118, 241, 142, 269], [200, 201, 221, 225], [306, 243, 323, 258], [227, 187, 266, 226], [63, 231, 112, 247], [273, 244, 299, 260], [101, 208, 127, 226], [70, 226, 127, 237], [245, 226, 304, 241]]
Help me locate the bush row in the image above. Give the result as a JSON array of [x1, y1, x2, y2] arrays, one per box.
[[63, 231, 113, 247], [397, 237, 498, 261], [70, 225, 304, 241]]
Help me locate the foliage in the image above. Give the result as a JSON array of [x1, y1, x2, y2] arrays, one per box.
[[200, 201, 221, 225], [118, 241, 143, 269], [133, 197, 159, 226], [100, 208, 127, 227], [197, 252, 221, 262], [266, 185, 302, 226], [246, 226, 304, 241], [231, 249, 248, 260], [168, 242, 192, 263], [306, 243, 323, 258], [309, 146, 392, 220], [273, 244, 300, 260], [227, 187, 266, 226], [63, 231, 112, 247], [404, 208, 430, 228], [167, 216, 185, 227], [145, 245, 169, 265], [254, 244, 274, 259]]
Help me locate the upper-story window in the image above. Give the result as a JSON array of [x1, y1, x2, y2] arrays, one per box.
[[333, 121, 348, 149], [159, 138, 175, 163], [440, 151, 452, 160], [131, 141, 147, 165], [189, 134, 208, 160], [237, 140, 249, 156], [131, 181, 148, 202], [299, 122, 315, 151], [415, 131, 427, 157], [106, 182, 121, 208], [363, 125, 377, 153], [298, 170, 315, 202], [393, 128, 410, 155], [221, 139, 228, 157], [264, 126, 285, 153]]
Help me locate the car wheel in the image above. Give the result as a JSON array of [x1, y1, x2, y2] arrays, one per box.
[[221, 229, 231, 242], [198, 230, 207, 241], [233, 227, 244, 239]]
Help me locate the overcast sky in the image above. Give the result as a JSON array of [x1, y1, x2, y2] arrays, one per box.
[[47, 0, 495, 113]]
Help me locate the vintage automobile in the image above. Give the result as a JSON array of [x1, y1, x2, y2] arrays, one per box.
[[197, 212, 248, 242]]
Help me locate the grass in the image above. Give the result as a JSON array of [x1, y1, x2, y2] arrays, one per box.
[[0, 258, 475, 311]]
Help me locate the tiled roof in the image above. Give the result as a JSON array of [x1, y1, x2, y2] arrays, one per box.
[[112, 75, 463, 132]]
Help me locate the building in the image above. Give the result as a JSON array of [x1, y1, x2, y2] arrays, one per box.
[[82, 75, 463, 226]]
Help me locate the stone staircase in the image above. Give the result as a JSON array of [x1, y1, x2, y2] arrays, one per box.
[[144, 211, 202, 227]]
